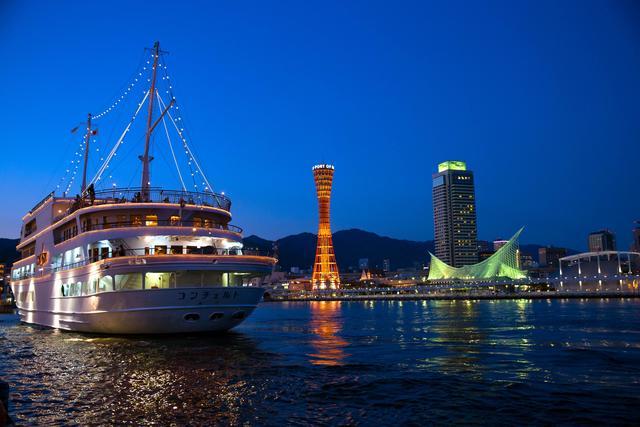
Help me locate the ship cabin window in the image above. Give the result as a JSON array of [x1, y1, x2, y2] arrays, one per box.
[[117, 215, 127, 227], [24, 219, 37, 237], [69, 281, 82, 297], [131, 215, 143, 226], [170, 246, 183, 255], [170, 215, 180, 226], [154, 245, 167, 255], [193, 217, 202, 228], [99, 276, 113, 292], [145, 272, 172, 289], [186, 246, 198, 254], [21, 243, 36, 259], [204, 218, 213, 228], [145, 215, 158, 226], [85, 277, 98, 295], [102, 216, 109, 229], [115, 273, 143, 291]]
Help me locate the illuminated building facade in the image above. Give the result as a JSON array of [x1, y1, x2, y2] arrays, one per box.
[[428, 228, 527, 281], [432, 160, 478, 267], [538, 246, 567, 270], [311, 164, 340, 289], [588, 229, 616, 252]]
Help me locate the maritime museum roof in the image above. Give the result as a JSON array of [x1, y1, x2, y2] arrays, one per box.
[[428, 228, 528, 281]]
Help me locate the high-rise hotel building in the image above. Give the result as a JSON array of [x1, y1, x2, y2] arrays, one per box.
[[432, 161, 478, 267]]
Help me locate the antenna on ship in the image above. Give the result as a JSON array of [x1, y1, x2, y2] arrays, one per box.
[[81, 112, 93, 194], [140, 41, 174, 201]]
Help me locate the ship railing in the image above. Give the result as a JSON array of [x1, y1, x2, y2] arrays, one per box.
[[79, 220, 243, 234], [51, 247, 275, 273], [58, 187, 231, 220], [29, 191, 55, 214]]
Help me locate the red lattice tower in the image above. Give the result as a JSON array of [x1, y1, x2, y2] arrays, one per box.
[[312, 164, 340, 290]]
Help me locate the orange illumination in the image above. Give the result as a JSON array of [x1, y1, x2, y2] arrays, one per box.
[[311, 164, 340, 290]]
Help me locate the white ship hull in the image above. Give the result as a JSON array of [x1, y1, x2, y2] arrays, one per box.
[[14, 279, 264, 334]]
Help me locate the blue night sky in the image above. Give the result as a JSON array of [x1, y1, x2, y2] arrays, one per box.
[[0, 0, 639, 250]]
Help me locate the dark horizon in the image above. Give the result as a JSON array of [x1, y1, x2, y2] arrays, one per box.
[[1, 1, 639, 250]]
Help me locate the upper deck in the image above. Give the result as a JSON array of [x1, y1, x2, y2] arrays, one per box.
[[18, 187, 234, 247]]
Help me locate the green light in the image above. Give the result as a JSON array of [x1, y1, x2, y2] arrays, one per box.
[[438, 161, 467, 172], [428, 228, 527, 281]]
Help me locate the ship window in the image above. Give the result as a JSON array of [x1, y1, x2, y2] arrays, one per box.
[[202, 271, 223, 286], [186, 246, 198, 254], [145, 272, 172, 289], [170, 246, 183, 255], [193, 217, 202, 228], [170, 215, 180, 226], [115, 273, 143, 291], [87, 277, 98, 295], [174, 270, 203, 287], [210, 313, 224, 320], [69, 281, 82, 297], [131, 215, 143, 226], [99, 276, 113, 292], [117, 215, 127, 227], [145, 215, 158, 226], [204, 218, 213, 228], [184, 313, 200, 321], [154, 245, 167, 255], [222, 272, 245, 287]]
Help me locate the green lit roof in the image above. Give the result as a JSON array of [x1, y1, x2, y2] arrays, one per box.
[[438, 161, 467, 173], [428, 228, 527, 281]]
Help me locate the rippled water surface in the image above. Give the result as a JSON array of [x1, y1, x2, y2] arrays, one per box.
[[2, 299, 640, 425]]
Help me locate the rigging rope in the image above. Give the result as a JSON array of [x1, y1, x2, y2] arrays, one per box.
[[156, 90, 187, 192], [156, 93, 215, 194], [92, 57, 149, 121], [88, 90, 150, 188]]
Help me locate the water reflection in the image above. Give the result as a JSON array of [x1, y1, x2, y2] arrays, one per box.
[[1, 321, 269, 425], [307, 301, 348, 366], [426, 300, 485, 378]]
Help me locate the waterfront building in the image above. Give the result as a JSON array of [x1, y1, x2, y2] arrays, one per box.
[[538, 246, 567, 270], [311, 164, 340, 290], [477, 240, 492, 253], [0, 264, 6, 302], [558, 251, 640, 292], [358, 258, 369, 270], [493, 239, 508, 252], [631, 221, 640, 252], [519, 253, 537, 269], [428, 228, 527, 281], [382, 258, 391, 272], [588, 229, 616, 252], [432, 160, 478, 267]]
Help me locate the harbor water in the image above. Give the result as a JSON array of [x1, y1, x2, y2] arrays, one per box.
[[1, 299, 639, 425]]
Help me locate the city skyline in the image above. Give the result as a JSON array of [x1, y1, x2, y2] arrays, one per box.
[[1, 1, 639, 250]]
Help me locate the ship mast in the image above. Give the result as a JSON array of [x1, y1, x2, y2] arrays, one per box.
[[140, 41, 174, 201], [81, 113, 92, 194], [140, 41, 160, 201]]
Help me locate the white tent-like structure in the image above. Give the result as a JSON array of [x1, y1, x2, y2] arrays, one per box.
[[428, 228, 527, 281]]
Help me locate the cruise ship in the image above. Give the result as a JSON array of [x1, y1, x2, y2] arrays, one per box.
[[10, 43, 276, 334]]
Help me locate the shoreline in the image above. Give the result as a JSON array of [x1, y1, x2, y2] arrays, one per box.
[[265, 291, 640, 303]]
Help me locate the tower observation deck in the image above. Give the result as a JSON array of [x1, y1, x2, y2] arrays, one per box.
[[312, 164, 340, 290]]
